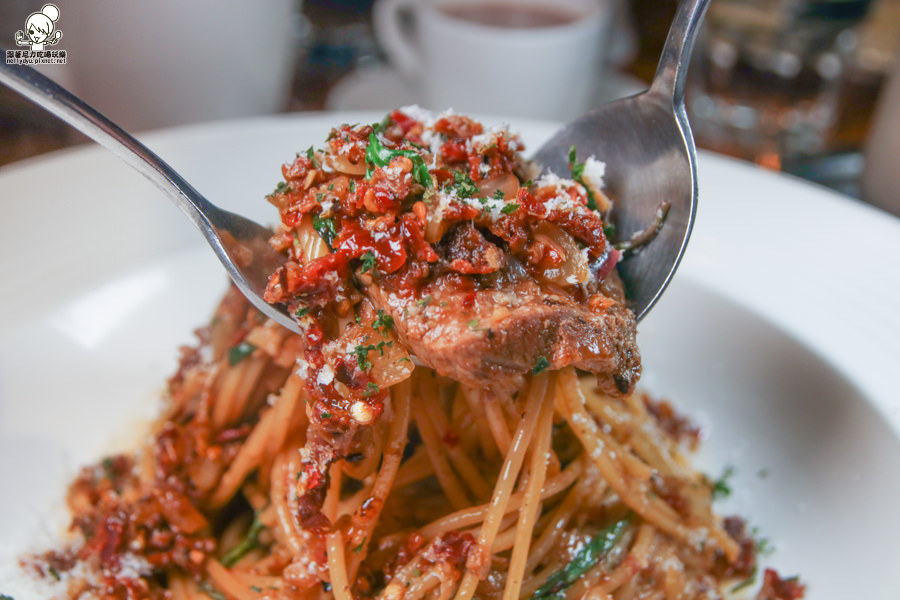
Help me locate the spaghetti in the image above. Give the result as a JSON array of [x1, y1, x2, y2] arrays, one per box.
[[23, 108, 804, 600]]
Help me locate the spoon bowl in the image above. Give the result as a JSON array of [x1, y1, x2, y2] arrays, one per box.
[[533, 0, 709, 320]]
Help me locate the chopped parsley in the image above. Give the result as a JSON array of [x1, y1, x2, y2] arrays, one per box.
[[296, 306, 310, 317], [199, 582, 227, 600], [450, 169, 479, 198], [531, 516, 630, 600], [372, 114, 391, 135], [353, 344, 375, 371], [352, 536, 368, 553], [372, 309, 394, 333], [568, 145, 600, 211], [493, 189, 505, 200], [305, 145, 319, 167], [360, 251, 377, 274], [712, 465, 735, 500], [221, 513, 266, 567], [267, 180, 290, 197], [532, 356, 550, 375], [228, 341, 257, 366], [1, 595, 16, 600], [730, 569, 758, 593], [415, 295, 433, 307], [312, 215, 337, 250], [501, 203, 519, 214], [363, 382, 380, 397], [365, 133, 431, 187], [752, 526, 775, 557], [321, 412, 332, 419]]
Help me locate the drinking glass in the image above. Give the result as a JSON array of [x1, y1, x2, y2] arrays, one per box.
[[687, 0, 871, 167]]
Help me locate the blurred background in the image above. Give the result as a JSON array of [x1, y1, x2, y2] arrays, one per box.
[[2, 0, 899, 213]]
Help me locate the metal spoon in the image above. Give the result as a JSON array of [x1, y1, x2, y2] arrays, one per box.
[[0, 60, 302, 333], [533, 0, 709, 321], [0, 0, 706, 331]]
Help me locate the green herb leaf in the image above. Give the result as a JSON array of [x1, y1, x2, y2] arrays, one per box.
[[372, 114, 392, 135], [228, 341, 257, 366], [365, 133, 431, 187], [268, 180, 291, 198], [751, 526, 775, 557], [321, 412, 332, 419], [360, 251, 377, 274], [493, 189, 505, 200], [372, 309, 394, 333], [730, 567, 758, 593], [450, 170, 479, 198], [221, 514, 266, 567], [1, 594, 17, 600], [353, 344, 376, 371], [312, 215, 337, 250], [467, 319, 480, 330], [712, 465, 735, 500], [200, 582, 228, 600], [296, 306, 310, 317], [501, 203, 519, 215], [352, 536, 368, 553], [530, 516, 630, 600], [415, 295, 433, 307], [363, 382, 380, 397], [567, 145, 599, 211], [305, 145, 319, 167], [532, 356, 550, 375]]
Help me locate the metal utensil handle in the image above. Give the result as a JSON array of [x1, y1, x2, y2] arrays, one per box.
[[0, 60, 219, 234], [650, 0, 711, 106]]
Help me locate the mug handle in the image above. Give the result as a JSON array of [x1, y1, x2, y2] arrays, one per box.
[[373, 0, 422, 80]]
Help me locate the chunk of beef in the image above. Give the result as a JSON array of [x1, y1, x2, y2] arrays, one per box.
[[365, 256, 639, 396]]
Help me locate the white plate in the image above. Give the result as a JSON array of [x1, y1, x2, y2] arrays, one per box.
[[1, 113, 899, 598], [326, 65, 648, 113]]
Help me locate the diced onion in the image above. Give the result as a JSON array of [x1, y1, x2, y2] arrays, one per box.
[[325, 154, 367, 176], [297, 214, 331, 263], [534, 223, 590, 287], [477, 173, 519, 201]]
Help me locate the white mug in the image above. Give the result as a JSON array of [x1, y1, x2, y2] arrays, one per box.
[[60, 0, 300, 132], [373, 0, 612, 120]]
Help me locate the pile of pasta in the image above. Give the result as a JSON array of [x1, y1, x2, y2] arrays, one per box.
[[26, 290, 804, 600]]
